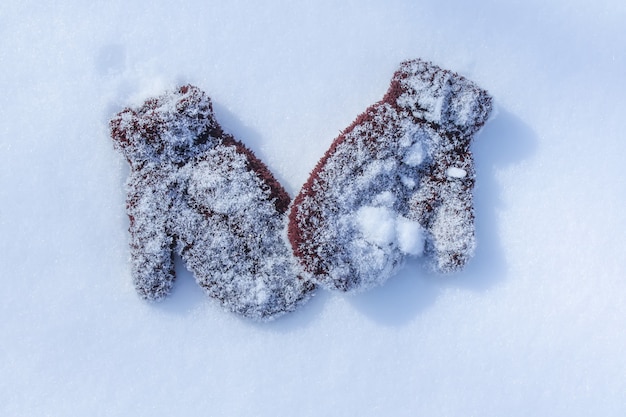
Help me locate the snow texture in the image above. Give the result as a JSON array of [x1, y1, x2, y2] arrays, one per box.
[[4, 2, 626, 415], [110, 86, 314, 320], [289, 59, 492, 291]]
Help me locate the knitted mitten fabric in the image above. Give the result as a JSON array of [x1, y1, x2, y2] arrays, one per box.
[[110, 85, 315, 320], [288, 59, 492, 292]]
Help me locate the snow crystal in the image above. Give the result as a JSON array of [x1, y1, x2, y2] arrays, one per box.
[[289, 59, 492, 291], [446, 167, 467, 178], [403, 141, 425, 166], [396, 216, 425, 256], [356, 206, 396, 246], [401, 175, 417, 188], [372, 190, 396, 207]]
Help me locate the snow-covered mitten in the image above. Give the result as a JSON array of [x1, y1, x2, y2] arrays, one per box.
[[110, 85, 314, 320], [288, 59, 492, 292]]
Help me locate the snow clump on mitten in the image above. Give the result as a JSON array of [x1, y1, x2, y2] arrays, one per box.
[[288, 59, 492, 292]]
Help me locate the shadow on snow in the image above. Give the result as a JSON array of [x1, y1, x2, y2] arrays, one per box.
[[348, 105, 538, 325]]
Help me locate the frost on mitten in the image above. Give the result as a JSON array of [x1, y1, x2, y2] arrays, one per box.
[[288, 59, 492, 292], [110, 85, 315, 320]]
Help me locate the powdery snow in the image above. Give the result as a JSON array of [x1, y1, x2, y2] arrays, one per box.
[[2, 1, 626, 416], [446, 167, 467, 178]]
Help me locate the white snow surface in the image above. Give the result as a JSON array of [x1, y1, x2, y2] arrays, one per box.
[[2, 1, 626, 416]]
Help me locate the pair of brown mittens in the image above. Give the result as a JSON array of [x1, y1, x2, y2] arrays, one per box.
[[110, 59, 492, 320]]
